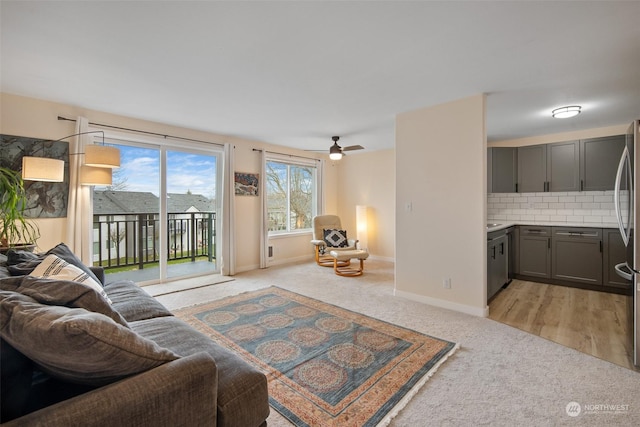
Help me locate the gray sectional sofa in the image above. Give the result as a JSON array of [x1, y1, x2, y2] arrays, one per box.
[[0, 244, 270, 426]]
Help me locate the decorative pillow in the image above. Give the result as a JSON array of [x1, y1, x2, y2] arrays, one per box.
[[7, 243, 101, 285], [10, 275, 127, 327], [0, 291, 179, 386], [323, 229, 349, 248], [29, 255, 112, 304]]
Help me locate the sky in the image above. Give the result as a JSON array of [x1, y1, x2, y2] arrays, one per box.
[[98, 144, 217, 198]]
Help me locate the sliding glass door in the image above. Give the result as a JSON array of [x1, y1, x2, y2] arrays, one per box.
[[91, 136, 221, 284]]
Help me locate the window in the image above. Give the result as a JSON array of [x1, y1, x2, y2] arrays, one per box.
[[266, 159, 317, 233]]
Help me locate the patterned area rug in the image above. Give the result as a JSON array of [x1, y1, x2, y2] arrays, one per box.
[[174, 287, 458, 427]]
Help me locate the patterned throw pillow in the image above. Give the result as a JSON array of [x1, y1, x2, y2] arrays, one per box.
[[323, 229, 348, 248], [30, 254, 112, 304]]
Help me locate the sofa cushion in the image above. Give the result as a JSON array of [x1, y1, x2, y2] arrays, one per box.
[[0, 291, 179, 386], [131, 316, 270, 427], [0, 338, 34, 423], [0, 253, 11, 279], [104, 280, 173, 322], [0, 275, 127, 327], [29, 254, 112, 304], [7, 243, 101, 285]]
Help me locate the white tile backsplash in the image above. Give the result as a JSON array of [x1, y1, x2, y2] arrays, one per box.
[[487, 191, 617, 225]]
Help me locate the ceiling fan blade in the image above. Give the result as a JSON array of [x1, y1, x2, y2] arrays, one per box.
[[342, 145, 364, 152]]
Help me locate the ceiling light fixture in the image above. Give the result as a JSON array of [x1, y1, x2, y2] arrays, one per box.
[[552, 105, 582, 119]]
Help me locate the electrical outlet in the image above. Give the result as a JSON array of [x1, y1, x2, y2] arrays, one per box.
[[443, 278, 451, 289]]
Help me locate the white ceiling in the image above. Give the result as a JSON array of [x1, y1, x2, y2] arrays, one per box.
[[1, 1, 639, 153]]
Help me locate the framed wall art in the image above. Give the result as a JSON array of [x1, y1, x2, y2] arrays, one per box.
[[0, 134, 69, 218], [234, 172, 259, 196]]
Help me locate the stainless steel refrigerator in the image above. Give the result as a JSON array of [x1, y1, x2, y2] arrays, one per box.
[[614, 119, 640, 366]]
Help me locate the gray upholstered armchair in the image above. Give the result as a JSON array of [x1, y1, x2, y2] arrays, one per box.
[[310, 215, 358, 267]]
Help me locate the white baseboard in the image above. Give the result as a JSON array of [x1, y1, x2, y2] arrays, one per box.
[[393, 289, 489, 317]]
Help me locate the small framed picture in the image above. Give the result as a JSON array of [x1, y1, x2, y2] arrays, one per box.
[[235, 172, 259, 196]]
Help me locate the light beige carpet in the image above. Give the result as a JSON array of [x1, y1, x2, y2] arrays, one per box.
[[156, 259, 640, 426]]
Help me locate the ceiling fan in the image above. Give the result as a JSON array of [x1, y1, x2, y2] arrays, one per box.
[[309, 136, 364, 160]]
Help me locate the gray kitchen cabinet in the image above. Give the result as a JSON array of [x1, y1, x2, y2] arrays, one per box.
[[519, 226, 551, 278], [603, 228, 632, 289], [489, 147, 517, 193], [551, 227, 602, 286], [507, 226, 518, 278], [517, 145, 547, 193], [580, 135, 626, 191], [487, 229, 509, 301], [487, 148, 492, 192], [547, 140, 580, 192]]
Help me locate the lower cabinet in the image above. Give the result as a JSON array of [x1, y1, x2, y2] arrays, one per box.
[[551, 228, 602, 286], [519, 226, 551, 278], [487, 230, 509, 302], [513, 225, 631, 294]]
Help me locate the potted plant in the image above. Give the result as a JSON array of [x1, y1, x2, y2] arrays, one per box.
[[0, 166, 39, 253]]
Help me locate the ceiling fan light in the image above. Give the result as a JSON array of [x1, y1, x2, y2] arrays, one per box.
[[552, 105, 581, 119], [329, 142, 343, 160]]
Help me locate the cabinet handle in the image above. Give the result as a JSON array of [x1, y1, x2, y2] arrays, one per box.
[[515, 183, 518, 193], [548, 238, 551, 249], [600, 241, 603, 253], [581, 179, 584, 191], [492, 246, 496, 259], [556, 232, 599, 237], [500, 242, 504, 255]]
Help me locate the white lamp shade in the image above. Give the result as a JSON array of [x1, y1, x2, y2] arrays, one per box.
[[21, 157, 64, 182], [84, 145, 120, 168], [81, 165, 112, 186], [356, 205, 368, 251]]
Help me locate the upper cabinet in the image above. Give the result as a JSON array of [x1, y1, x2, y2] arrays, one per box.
[[489, 147, 517, 193], [490, 135, 624, 193], [580, 135, 626, 191], [517, 144, 547, 193], [547, 141, 580, 192]]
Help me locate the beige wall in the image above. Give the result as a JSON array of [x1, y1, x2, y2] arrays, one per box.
[[336, 149, 396, 261], [488, 124, 628, 147], [0, 93, 336, 273], [395, 94, 487, 316]]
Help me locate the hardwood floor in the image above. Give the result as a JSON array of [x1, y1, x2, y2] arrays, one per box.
[[489, 279, 637, 370]]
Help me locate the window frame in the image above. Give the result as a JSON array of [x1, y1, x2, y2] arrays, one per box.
[[265, 155, 320, 236]]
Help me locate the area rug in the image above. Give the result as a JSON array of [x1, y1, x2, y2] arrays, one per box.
[[174, 286, 459, 427]]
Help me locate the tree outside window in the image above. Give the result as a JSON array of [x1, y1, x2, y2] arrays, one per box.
[[266, 161, 315, 233]]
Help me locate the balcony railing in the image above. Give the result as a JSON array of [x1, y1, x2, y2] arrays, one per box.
[[93, 212, 215, 270]]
